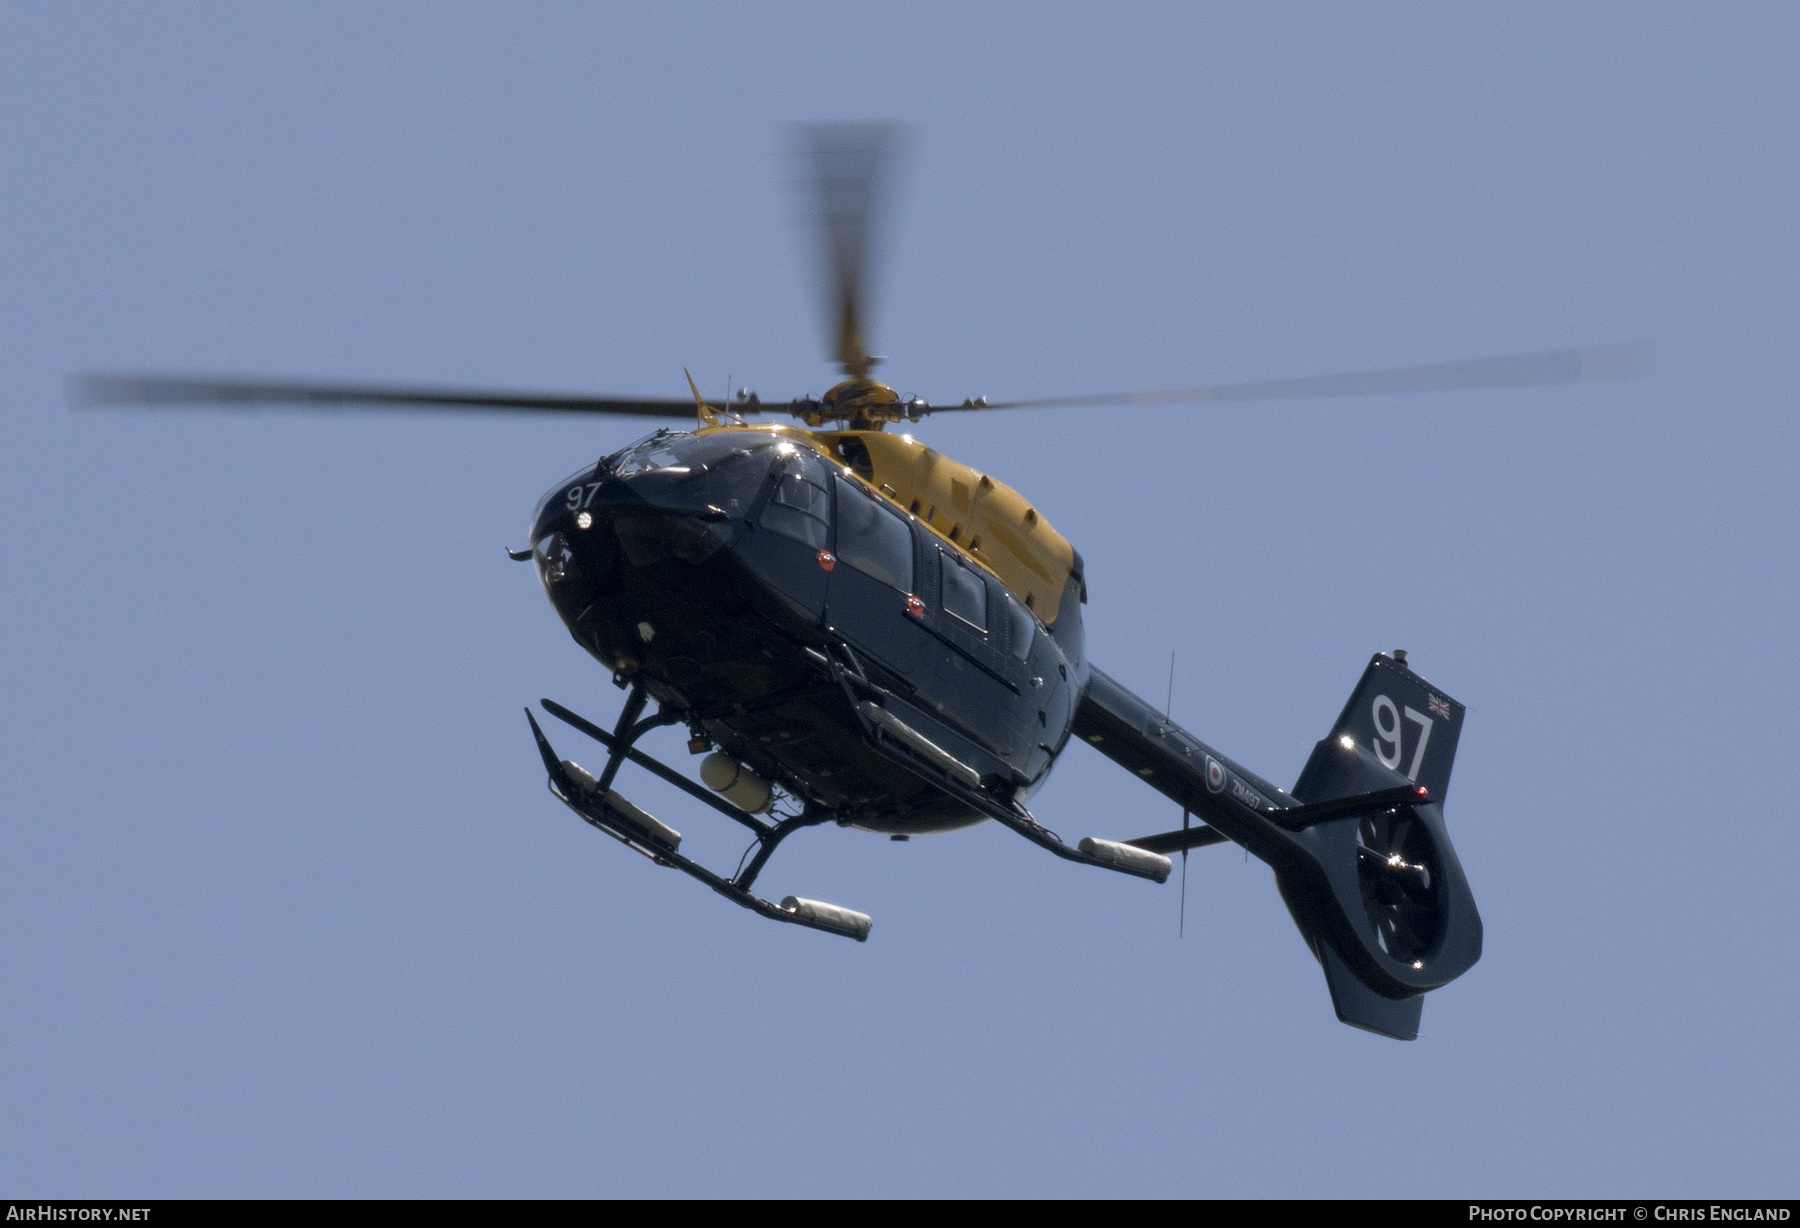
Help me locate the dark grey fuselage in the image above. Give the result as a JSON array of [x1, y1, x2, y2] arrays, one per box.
[[529, 430, 1085, 833]]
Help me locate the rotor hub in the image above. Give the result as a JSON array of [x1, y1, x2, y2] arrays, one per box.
[[798, 378, 924, 430]]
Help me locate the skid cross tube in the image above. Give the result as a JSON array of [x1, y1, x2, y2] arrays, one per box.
[[735, 810, 829, 893], [542, 698, 771, 836]]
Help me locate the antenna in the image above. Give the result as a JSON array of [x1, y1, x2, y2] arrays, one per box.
[[1165, 651, 1174, 721], [1167, 651, 1188, 939], [683, 368, 718, 428]]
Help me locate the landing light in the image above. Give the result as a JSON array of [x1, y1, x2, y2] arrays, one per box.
[[1339, 735, 1355, 750], [575, 511, 593, 530]]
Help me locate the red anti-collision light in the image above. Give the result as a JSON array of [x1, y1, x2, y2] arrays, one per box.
[[905, 594, 925, 618], [817, 549, 836, 572], [1416, 786, 1429, 797]]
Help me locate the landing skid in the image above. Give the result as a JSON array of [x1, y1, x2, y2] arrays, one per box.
[[819, 642, 1175, 884], [526, 642, 1186, 943], [525, 691, 868, 940]]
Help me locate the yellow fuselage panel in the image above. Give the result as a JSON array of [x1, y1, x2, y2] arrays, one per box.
[[815, 430, 1076, 623], [693, 421, 1077, 624]]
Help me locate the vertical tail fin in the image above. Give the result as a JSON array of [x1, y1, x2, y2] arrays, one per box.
[[1280, 652, 1482, 1039], [1294, 651, 1465, 805]]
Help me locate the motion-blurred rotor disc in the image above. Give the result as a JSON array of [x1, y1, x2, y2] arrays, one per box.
[[798, 121, 908, 379]]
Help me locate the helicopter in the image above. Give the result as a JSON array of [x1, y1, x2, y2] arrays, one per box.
[[74, 123, 1649, 1040]]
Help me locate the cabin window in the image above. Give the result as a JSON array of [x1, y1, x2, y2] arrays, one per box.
[[759, 449, 831, 548], [834, 477, 913, 591], [940, 549, 987, 631], [1005, 594, 1035, 661]]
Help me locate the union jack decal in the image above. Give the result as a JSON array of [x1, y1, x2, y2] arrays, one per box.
[[1428, 694, 1451, 720]]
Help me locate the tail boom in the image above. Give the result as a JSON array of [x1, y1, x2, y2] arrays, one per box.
[[1073, 656, 1483, 1038]]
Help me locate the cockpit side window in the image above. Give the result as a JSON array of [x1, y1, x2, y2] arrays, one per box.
[[759, 447, 831, 548], [940, 548, 988, 631], [834, 476, 914, 592], [1004, 593, 1035, 661]]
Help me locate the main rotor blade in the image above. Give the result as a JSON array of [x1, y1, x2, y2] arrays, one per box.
[[940, 343, 1654, 413], [69, 373, 701, 418], [799, 121, 907, 380]]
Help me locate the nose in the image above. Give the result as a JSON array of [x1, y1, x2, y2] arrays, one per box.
[[532, 526, 576, 583], [529, 430, 778, 585], [533, 480, 737, 582], [611, 508, 734, 568]]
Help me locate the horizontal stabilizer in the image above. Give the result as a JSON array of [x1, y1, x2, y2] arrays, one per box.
[[1267, 783, 1427, 830], [1126, 824, 1231, 855]]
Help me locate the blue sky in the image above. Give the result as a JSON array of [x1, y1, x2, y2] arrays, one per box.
[[2, 2, 1795, 1197]]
